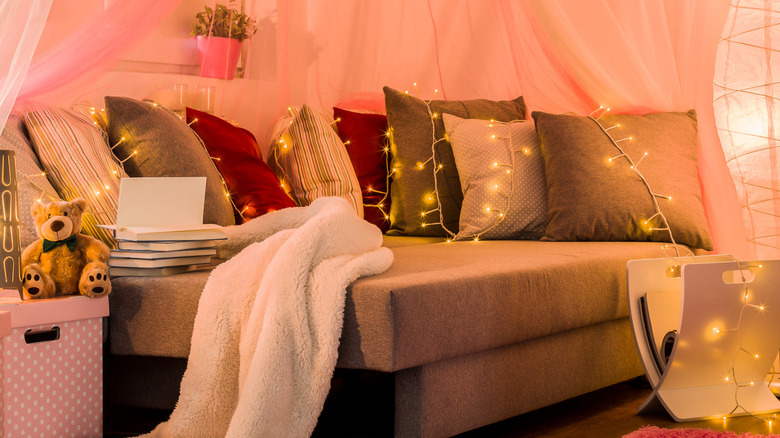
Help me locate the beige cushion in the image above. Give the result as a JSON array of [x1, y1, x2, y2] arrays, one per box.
[[110, 238, 667, 373], [442, 114, 547, 240], [267, 105, 363, 218], [533, 110, 712, 250], [24, 103, 128, 246]]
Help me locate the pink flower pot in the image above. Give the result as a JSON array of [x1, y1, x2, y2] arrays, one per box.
[[197, 35, 242, 80]]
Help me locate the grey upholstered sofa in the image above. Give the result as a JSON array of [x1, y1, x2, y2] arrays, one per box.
[[106, 235, 669, 437]]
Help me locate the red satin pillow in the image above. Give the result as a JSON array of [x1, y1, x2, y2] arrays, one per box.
[[333, 107, 390, 232], [186, 107, 295, 222]]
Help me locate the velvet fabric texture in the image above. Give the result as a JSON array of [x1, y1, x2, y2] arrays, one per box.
[[384, 86, 527, 237], [105, 96, 235, 227], [533, 110, 713, 250], [333, 107, 390, 232], [186, 107, 294, 223]]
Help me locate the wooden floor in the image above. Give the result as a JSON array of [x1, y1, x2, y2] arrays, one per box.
[[105, 377, 778, 437]]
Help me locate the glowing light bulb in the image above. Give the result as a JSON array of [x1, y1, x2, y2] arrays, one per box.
[[94, 190, 100, 196], [506, 170, 510, 174], [755, 354, 760, 359], [473, 237, 479, 242], [485, 207, 491, 212], [446, 239, 452, 243], [367, 186, 373, 192], [713, 327, 721, 334], [36, 198, 41, 203], [725, 376, 729, 382], [417, 162, 425, 169], [491, 134, 496, 139], [421, 212, 426, 217], [432, 113, 438, 118], [384, 215, 389, 219], [760, 305, 765, 310], [759, 264, 763, 268], [105, 185, 110, 190], [383, 147, 390, 152], [493, 162, 498, 167], [438, 164, 443, 169]]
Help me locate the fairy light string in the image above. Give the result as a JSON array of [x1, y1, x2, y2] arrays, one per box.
[[330, 111, 393, 223], [711, 257, 777, 426], [593, 104, 777, 428], [402, 83, 530, 242]]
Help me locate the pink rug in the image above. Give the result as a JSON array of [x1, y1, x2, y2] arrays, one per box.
[[624, 426, 780, 438]]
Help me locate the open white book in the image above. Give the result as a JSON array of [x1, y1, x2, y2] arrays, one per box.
[[98, 177, 226, 242]]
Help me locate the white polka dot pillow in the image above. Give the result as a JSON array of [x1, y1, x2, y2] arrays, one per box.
[[442, 113, 547, 240]]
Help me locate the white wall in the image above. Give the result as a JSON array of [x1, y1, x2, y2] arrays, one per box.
[[38, 0, 284, 156]]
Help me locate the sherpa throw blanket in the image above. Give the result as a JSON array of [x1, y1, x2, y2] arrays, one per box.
[[146, 197, 394, 437]]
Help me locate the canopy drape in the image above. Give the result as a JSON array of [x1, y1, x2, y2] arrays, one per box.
[[3, 0, 750, 258], [0, 0, 51, 135]]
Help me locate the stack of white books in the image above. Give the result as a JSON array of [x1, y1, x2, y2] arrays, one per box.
[[98, 177, 227, 277]]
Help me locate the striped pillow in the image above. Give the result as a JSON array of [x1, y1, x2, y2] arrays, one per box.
[[268, 105, 363, 218], [23, 103, 127, 246]]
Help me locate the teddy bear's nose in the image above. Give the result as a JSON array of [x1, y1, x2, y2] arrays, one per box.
[[50, 220, 64, 232]]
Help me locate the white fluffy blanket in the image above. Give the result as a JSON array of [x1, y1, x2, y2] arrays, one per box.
[[146, 197, 393, 437]]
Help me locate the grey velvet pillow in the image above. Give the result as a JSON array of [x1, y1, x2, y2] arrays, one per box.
[[0, 116, 60, 247], [443, 114, 546, 240], [384, 86, 526, 237], [533, 110, 712, 250], [105, 97, 235, 226]]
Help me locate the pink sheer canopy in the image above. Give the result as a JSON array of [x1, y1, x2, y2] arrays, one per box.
[[8, 0, 749, 257]]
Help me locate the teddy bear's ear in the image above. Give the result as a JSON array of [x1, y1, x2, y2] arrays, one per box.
[[71, 198, 88, 215], [31, 202, 44, 217]]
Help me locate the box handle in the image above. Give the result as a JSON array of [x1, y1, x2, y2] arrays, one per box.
[[24, 326, 60, 344]]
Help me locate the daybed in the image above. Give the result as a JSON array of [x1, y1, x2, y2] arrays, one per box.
[[2, 92, 711, 436], [106, 237, 666, 437]]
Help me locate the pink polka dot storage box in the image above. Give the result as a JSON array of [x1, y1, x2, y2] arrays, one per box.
[[0, 295, 109, 437]]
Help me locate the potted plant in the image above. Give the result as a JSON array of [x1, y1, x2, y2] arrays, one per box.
[[192, 4, 257, 79]]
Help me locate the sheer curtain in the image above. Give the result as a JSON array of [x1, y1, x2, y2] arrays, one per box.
[[0, 0, 52, 134], [283, 0, 744, 256], [9, 0, 748, 257], [17, 0, 181, 104], [522, 0, 747, 257]]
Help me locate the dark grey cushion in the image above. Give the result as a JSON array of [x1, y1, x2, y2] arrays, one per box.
[[533, 110, 712, 250], [384, 87, 526, 237], [0, 116, 59, 247], [105, 96, 235, 226]]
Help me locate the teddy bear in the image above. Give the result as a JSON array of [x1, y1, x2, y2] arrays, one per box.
[[21, 198, 111, 299]]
